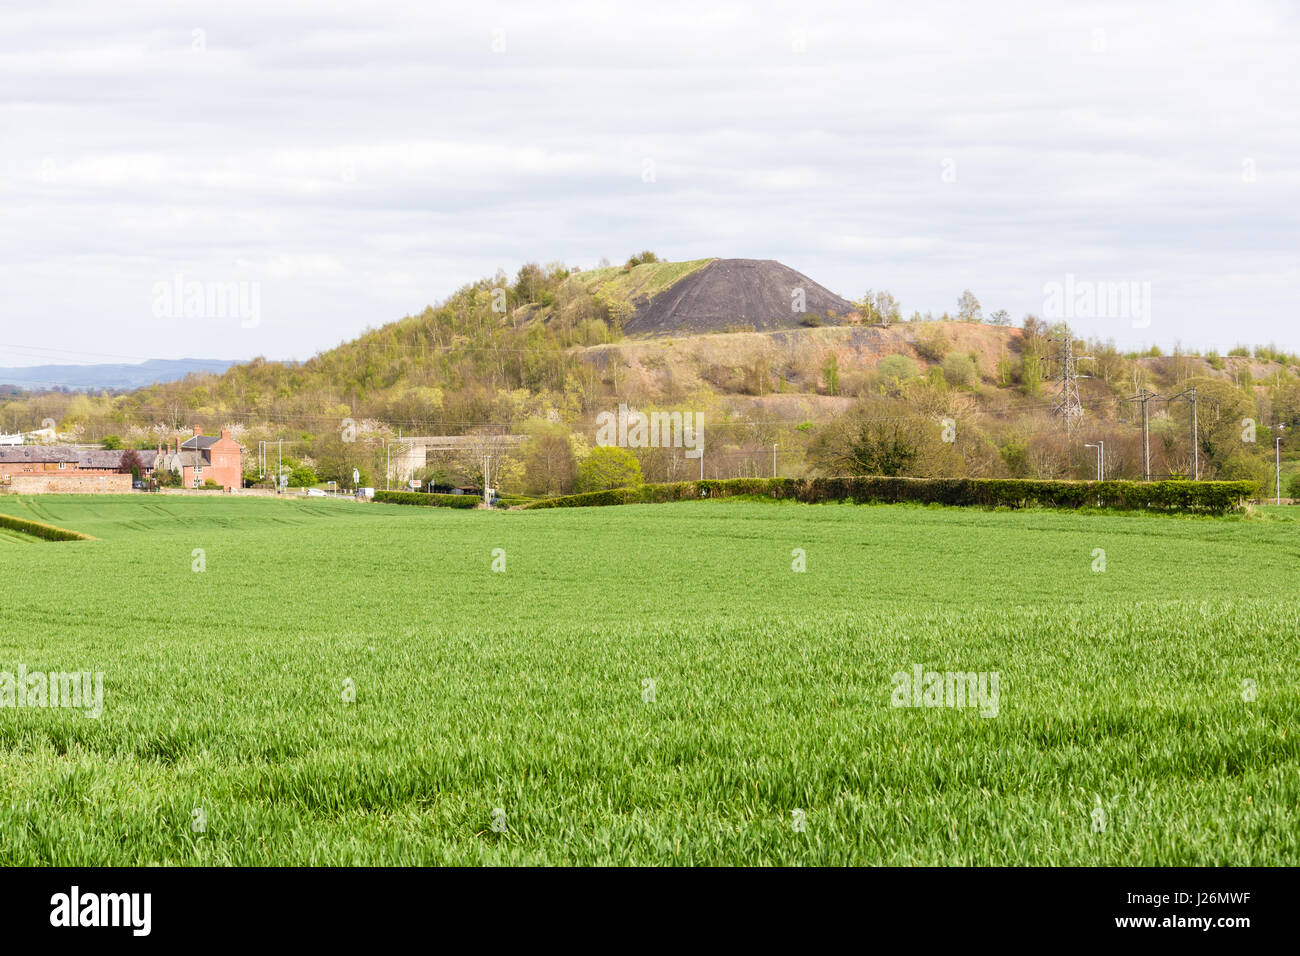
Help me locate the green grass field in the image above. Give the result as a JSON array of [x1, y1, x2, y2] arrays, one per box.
[[0, 494, 1295, 865]]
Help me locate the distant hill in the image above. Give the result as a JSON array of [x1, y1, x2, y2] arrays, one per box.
[[0, 358, 241, 391], [2, 254, 1297, 494]]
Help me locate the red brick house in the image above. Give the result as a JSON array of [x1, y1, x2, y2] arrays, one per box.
[[156, 427, 243, 490], [0, 446, 142, 493], [0, 428, 243, 494]]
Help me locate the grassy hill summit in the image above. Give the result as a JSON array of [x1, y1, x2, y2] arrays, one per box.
[[4, 252, 1300, 498]]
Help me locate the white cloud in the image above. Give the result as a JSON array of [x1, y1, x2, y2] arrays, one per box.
[[1, 0, 1297, 366]]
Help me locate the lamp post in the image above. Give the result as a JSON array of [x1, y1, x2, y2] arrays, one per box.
[[1084, 442, 1103, 481], [772, 444, 778, 478], [1277, 430, 1284, 505]]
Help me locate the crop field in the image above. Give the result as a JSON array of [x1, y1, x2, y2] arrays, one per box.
[[0, 494, 1296, 865]]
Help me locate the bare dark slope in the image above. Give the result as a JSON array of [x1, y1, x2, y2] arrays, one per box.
[[621, 258, 853, 336]]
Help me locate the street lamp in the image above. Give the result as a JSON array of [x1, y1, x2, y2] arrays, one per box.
[[1084, 441, 1103, 481], [772, 444, 778, 479], [1276, 426, 1286, 505]]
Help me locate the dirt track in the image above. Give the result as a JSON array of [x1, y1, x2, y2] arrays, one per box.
[[621, 258, 853, 336]]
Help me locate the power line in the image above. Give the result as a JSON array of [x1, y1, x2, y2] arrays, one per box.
[[1, 391, 1139, 438]]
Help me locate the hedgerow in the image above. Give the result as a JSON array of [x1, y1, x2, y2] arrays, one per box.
[[522, 477, 1253, 515], [373, 491, 480, 508], [0, 513, 93, 540]]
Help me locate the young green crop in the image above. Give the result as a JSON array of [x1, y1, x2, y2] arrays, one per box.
[[0, 494, 1294, 865]]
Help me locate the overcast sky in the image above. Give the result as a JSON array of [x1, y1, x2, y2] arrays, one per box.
[[2, 0, 1297, 372]]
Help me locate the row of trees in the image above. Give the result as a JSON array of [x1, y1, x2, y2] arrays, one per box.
[[852, 288, 1012, 327]]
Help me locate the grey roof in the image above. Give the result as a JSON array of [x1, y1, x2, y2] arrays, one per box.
[[78, 449, 159, 469], [181, 435, 220, 449], [0, 445, 80, 463]]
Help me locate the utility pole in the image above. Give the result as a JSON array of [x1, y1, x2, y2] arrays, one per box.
[[278, 439, 282, 494], [1124, 390, 1157, 481], [483, 456, 492, 506], [772, 444, 778, 478], [1166, 386, 1199, 479], [1051, 334, 1089, 436]]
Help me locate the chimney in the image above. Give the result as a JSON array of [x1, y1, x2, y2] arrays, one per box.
[[220, 428, 232, 441], [193, 426, 203, 437]]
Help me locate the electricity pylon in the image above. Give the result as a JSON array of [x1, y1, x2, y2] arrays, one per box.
[[1051, 335, 1089, 435]]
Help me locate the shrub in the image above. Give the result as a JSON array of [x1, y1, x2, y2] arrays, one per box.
[[373, 490, 479, 508], [822, 354, 840, 395], [1287, 472, 1300, 500], [1216, 450, 1271, 497], [576, 446, 643, 492], [914, 326, 950, 363], [120, 449, 144, 478], [877, 354, 919, 384], [1000, 440, 1030, 478], [941, 352, 976, 387]]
